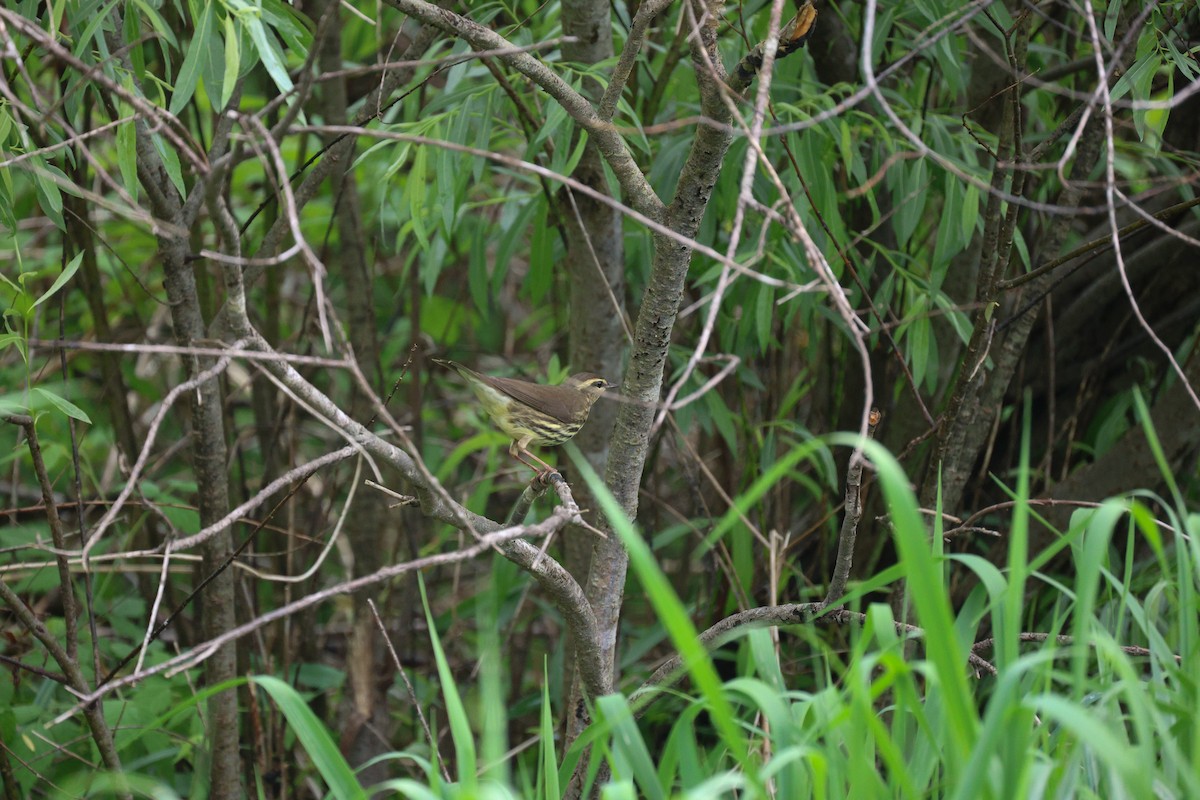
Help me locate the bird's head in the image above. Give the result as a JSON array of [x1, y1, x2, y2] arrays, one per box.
[[566, 374, 614, 406]]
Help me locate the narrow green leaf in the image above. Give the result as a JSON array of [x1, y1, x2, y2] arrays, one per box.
[[539, 663, 559, 800], [0, 334, 27, 365], [418, 575, 477, 788], [169, 0, 214, 115], [468, 231, 491, 317], [491, 198, 538, 304], [33, 252, 83, 309], [527, 200, 553, 304], [891, 157, 927, 248], [252, 676, 366, 800], [245, 17, 294, 94], [1028, 693, 1147, 792], [1103, 0, 1120, 43], [550, 125, 587, 178], [123, 0, 147, 81], [154, 134, 186, 198], [754, 281, 773, 352], [703, 388, 737, 455], [74, 0, 122, 56], [32, 387, 92, 424], [932, 174, 964, 273], [408, 145, 429, 249], [32, 158, 65, 231], [829, 437, 978, 769], [566, 447, 757, 787], [258, 0, 313, 54], [437, 144, 456, 237], [530, 97, 567, 155], [1132, 387, 1182, 506], [1111, 51, 1158, 103], [908, 316, 929, 390], [596, 695, 664, 800], [477, 568, 507, 783], [222, 14, 240, 108], [131, 0, 178, 49], [117, 115, 139, 203], [703, 436, 827, 549], [961, 184, 979, 243]]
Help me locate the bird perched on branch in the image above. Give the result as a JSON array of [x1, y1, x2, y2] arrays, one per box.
[[433, 359, 613, 480]]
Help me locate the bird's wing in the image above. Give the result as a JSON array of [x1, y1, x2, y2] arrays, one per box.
[[485, 376, 579, 424]]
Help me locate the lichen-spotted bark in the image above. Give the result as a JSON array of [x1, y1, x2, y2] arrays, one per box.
[[560, 0, 628, 743], [590, 0, 735, 690]]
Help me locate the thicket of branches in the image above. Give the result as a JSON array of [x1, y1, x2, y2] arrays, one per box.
[[1, 0, 1198, 797]]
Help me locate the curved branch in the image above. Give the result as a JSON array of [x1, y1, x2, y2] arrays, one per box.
[[53, 511, 604, 721], [599, 0, 674, 121]]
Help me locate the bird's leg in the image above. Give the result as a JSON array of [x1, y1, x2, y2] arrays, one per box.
[[509, 438, 557, 483]]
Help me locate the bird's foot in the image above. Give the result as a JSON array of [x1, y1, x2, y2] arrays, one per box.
[[531, 467, 562, 488]]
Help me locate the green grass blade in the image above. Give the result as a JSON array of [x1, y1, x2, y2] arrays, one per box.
[[418, 574, 478, 789], [251, 675, 366, 800]]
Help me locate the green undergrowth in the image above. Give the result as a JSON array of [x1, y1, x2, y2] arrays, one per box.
[[33, 434, 1199, 799]]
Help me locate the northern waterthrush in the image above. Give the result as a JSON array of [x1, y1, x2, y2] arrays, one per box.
[[433, 359, 613, 477]]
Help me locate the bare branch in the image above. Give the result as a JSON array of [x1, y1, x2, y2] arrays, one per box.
[[825, 409, 882, 604]]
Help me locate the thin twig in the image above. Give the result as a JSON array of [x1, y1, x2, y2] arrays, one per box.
[[824, 410, 882, 604], [367, 599, 451, 783]]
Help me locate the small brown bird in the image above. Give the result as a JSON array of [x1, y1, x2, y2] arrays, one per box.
[[433, 359, 613, 478]]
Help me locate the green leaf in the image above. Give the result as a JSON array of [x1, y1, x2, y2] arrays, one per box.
[[117, 114, 138, 203], [754, 281, 773, 352], [490, 197, 539, 309], [961, 183, 979, 242], [418, 575, 477, 789], [539, 664, 559, 800], [0, 333, 27, 364], [222, 14, 240, 108], [567, 447, 758, 792], [596, 695, 664, 800], [932, 173, 964, 273], [1103, 0, 1120, 43], [154, 134, 186, 198], [74, 0, 122, 55], [32, 387, 92, 424], [908, 315, 930, 390], [436, 145, 455, 237], [408, 145, 429, 249], [891, 157, 927, 249], [252, 676, 366, 800], [123, 0, 146, 82], [131, 0, 179, 49], [550, 128, 588, 178], [32, 158, 65, 231], [258, 0, 313, 54], [32, 252, 82, 309], [245, 16, 294, 95], [169, 0, 215, 115], [1111, 51, 1158, 103], [530, 93, 568, 156], [527, 200, 553, 304], [701, 435, 828, 551], [829, 436, 979, 771], [1163, 34, 1198, 80]]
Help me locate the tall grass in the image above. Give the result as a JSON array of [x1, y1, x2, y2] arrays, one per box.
[[98, 434, 1197, 798]]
